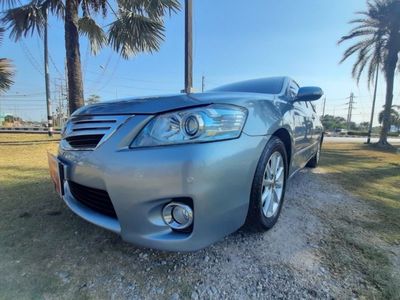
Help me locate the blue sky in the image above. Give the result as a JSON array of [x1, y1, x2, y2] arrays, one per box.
[[1, 0, 399, 123]]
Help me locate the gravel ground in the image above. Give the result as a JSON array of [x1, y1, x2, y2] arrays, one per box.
[[2, 166, 397, 299], [108, 168, 385, 300]]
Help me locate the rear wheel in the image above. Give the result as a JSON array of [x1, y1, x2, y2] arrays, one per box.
[[246, 136, 288, 231]]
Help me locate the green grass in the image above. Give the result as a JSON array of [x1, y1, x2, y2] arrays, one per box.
[[320, 142, 400, 299], [320, 142, 400, 245]]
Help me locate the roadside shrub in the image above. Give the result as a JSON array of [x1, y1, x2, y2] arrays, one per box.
[[388, 132, 399, 137], [347, 131, 368, 136]]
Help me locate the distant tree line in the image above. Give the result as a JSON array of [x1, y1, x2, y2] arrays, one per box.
[[321, 104, 400, 134]]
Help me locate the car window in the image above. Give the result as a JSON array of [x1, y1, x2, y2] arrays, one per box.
[[212, 77, 285, 94], [294, 100, 308, 110], [288, 81, 299, 99]]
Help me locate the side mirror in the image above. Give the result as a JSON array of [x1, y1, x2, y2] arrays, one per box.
[[295, 86, 323, 101]]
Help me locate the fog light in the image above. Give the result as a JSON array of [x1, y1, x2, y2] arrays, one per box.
[[162, 202, 193, 230]]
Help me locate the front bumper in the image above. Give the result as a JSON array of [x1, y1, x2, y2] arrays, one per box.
[[58, 118, 270, 251]]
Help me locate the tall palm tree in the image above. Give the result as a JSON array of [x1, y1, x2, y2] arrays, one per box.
[[338, 0, 400, 146], [0, 27, 14, 93], [1, 0, 180, 113]]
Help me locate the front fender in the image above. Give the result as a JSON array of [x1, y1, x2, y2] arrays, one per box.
[[243, 98, 292, 136]]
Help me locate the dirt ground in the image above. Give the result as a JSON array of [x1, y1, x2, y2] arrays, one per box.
[[0, 135, 399, 299]]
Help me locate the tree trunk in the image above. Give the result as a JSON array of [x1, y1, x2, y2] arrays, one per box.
[[65, 0, 84, 114], [379, 70, 395, 145], [378, 37, 399, 145]]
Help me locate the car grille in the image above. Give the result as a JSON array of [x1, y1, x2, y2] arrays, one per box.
[[68, 181, 117, 218], [65, 134, 104, 149], [62, 115, 130, 150]]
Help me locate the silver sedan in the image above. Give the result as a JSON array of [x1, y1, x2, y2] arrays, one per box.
[[49, 76, 324, 251]]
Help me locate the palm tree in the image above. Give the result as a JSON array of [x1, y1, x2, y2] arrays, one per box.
[[86, 93, 100, 105], [378, 106, 400, 132], [338, 0, 400, 146], [0, 27, 14, 93], [1, 0, 180, 113]]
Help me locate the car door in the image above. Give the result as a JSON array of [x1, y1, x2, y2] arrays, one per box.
[[307, 101, 319, 142], [308, 100, 323, 152], [288, 81, 311, 169], [303, 101, 316, 145]]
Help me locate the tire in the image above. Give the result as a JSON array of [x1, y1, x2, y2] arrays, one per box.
[[306, 141, 321, 168], [245, 136, 288, 231]]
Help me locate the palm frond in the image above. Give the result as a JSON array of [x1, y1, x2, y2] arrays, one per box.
[[78, 16, 106, 55], [117, 0, 181, 19], [352, 47, 372, 83], [108, 12, 165, 59], [40, 0, 64, 18], [143, 0, 181, 17], [338, 29, 377, 45], [0, 58, 15, 93], [0, 27, 4, 44], [1, 1, 45, 40], [81, 0, 107, 17], [337, 0, 400, 89], [0, 26, 15, 93], [1, 0, 64, 41], [1, 0, 20, 9], [339, 39, 374, 63]]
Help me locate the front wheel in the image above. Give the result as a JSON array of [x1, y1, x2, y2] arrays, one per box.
[[246, 136, 288, 231]]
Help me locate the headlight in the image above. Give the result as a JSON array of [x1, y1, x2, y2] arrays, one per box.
[[131, 104, 248, 148]]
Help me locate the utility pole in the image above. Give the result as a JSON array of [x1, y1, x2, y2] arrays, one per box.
[[322, 97, 326, 118], [366, 66, 379, 144], [346, 93, 356, 130], [201, 75, 205, 92], [54, 79, 63, 129], [184, 0, 193, 94], [44, 9, 53, 136]]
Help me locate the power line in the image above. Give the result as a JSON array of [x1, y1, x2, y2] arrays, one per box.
[[84, 70, 179, 85], [95, 56, 121, 93], [20, 41, 44, 76], [48, 52, 63, 77], [87, 53, 113, 92]]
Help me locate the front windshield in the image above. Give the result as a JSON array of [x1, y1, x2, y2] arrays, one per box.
[[212, 77, 285, 94]]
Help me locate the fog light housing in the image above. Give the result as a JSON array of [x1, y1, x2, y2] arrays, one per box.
[[162, 202, 193, 230]]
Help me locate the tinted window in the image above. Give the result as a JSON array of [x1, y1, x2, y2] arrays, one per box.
[[288, 81, 299, 99], [212, 77, 285, 94]]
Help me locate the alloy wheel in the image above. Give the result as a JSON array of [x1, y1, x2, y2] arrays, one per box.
[[261, 151, 285, 218]]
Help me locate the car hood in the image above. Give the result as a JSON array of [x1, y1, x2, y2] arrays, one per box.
[[73, 92, 277, 116]]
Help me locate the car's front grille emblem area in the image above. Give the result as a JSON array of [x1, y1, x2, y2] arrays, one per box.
[[68, 181, 117, 218], [61, 115, 130, 150]]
